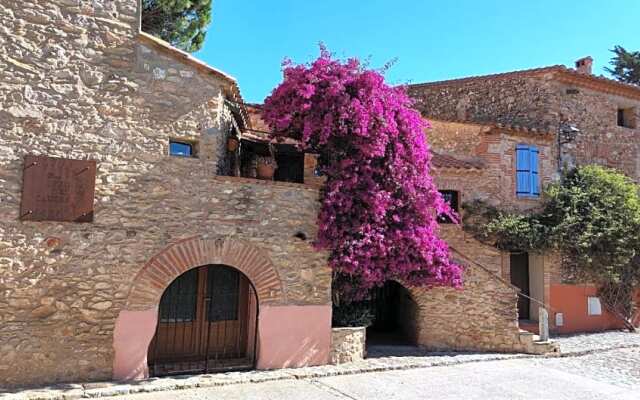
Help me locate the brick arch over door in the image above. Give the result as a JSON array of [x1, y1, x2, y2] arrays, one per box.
[[113, 236, 285, 381], [125, 236, 285, 311]]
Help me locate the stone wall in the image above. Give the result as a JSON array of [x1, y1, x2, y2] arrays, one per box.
[[427, 122, 556, 338], [430, 124, 556, 212], [330, 327, 366, 365], [417, 74, 640, 333], [0, 0, 329, 388], [547, 81, 640, 180], [409, 258, 522, 352], [410, 73, 640, 180], [410, 73, 558, 131]]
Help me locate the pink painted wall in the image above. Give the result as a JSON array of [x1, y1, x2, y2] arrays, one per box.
[[257, 305, 332, 369], [111, 304, 332, 381], [112, 309, 158, 381]]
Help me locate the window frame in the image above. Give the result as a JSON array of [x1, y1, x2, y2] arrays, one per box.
[[515, 144, 540, 198], [169, 139, 197, 158], [587, 296, 602, 316], [617, 107, 637, 129]]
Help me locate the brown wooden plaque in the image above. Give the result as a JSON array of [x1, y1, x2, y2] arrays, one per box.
[[20, 155, 96, 222]]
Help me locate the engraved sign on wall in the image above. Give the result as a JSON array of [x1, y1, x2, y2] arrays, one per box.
[[20, 155, 97, 222]]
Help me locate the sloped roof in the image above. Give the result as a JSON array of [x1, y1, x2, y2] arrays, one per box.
[[409, 65, 640, 100], [428, 117, 555, 138]]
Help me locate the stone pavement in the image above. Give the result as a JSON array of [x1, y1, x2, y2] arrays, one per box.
[[552, 330, 640, 353], [2, 331, 639, 400], [108, 349, 640, 400]]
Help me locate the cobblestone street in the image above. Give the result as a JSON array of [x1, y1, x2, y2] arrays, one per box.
[[107, 347, 640, 400], [533, 347, 640, 388], [3, 331, 639, 400]]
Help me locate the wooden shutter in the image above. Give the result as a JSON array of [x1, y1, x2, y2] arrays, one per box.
[[516, 145, 531, 195], [530, 147, 540, 196]]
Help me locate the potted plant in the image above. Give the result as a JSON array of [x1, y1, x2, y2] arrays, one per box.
[[256, 156, 277, 180], [227, 135, 239, 152]]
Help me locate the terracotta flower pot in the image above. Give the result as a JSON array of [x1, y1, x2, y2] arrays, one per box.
[[227, 137, 239, 152], [257, 162, 275, 180]]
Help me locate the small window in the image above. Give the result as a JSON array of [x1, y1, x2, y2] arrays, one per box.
[[587, 297, 602, 316], [274, 152, 305, 183], [516, 145, 540, 197], [169, 140, 195, 157], [437, 190, 459, 224], [617, 108, 636, 129]]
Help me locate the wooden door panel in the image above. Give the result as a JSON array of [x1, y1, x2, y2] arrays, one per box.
[[148, 266, 257, 375]]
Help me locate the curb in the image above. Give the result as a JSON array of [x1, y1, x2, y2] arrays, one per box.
[[3, 344, 639, 400]]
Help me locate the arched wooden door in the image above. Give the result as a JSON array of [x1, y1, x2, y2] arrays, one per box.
[[148, 264, 258, 376]]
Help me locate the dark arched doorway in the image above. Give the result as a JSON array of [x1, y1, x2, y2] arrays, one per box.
[[148, 264, 258, 376], [367, 281, 419, 346]]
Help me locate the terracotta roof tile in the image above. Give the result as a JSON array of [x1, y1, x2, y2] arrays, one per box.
[[408, 65, 564, 88], [408, 64, 640, 100]]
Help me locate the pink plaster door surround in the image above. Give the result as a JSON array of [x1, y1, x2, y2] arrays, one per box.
[[112, 236, 331, 381]]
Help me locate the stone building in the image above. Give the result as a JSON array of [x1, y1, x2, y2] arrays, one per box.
[[0, 0, 331, 388], [408, 58, 640, 334], [242, 112, 557, 356], [0, 0, 557, 390]]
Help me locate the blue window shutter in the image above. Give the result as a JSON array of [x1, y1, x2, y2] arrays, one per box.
[[530, 147, 540, 196], [516, 145, 531, 195]]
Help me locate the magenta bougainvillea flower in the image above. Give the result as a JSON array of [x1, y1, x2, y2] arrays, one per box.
[[263, 47, 463, 300]]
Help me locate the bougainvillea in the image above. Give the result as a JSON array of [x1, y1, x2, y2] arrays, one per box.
[[263, 48, 462, 300]]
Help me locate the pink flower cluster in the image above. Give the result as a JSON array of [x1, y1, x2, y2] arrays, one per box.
[[263, 48, 463, 300]]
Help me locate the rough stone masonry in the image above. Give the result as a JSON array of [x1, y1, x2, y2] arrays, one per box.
[[0, 0, 547, 390], [0, 0, 331, 387]]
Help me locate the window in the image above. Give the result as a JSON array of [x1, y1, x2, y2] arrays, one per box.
[[587, 297, 602, 316], [437, 190, 459, 224], [274, 152, 305, 183], [516, 145, 540, 197], [617, 108, 637, 129], [169, 140, 195, 157], [207, 266, 240, 321], [159, 268, 198, 322]]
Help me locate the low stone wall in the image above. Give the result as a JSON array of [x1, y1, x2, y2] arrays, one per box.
[[330, 327, 366, 364], [408, 250, 523, 353]]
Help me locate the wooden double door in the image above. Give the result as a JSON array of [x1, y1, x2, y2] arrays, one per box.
[[148, 264, 257, 376]]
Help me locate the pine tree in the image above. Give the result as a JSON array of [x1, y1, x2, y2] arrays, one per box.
[[141, 0, 212, 53], [606, 45, 640, 85]]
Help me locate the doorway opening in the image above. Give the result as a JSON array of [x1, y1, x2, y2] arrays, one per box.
[[510, 253, 531, 320], [147, 264, 258, 377], [366, 281, 419, 347]]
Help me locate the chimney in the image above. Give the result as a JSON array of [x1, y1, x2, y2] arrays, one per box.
[[575, 56, 593, 75]]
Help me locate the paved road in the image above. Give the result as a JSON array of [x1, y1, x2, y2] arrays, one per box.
[[113, 348, 639, 400]]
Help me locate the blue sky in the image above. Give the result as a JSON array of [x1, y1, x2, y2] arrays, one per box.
[[195, 0, 640, 104]]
